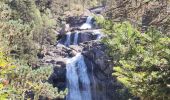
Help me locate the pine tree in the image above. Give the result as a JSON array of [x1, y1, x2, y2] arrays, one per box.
[[102, 21, 170, 100]]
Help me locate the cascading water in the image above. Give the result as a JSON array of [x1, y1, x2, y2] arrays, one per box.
[[64, 16, 104, 100], [66, 54, 82, 100], [77, 54, 92, 100], [86, 16, 93, 23], [66, 53, 92, 100], [80, 16, 93, 30], [65, 32, 71, 46], [73, 31, 79, 45]]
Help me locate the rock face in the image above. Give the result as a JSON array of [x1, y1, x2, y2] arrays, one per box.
[[81, 41, 123, 100]]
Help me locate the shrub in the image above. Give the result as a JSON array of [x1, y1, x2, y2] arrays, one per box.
[[9, 64, 67, 100], [0, 49, 66, 100]]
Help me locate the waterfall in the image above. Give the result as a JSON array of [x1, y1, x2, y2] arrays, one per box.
[[77, 54, 92, 100], [80, 16, 93, 30], [63, 15, 104, 100], [66, 53, 92, 100], [73, 31, 79, 45], [65, 32, 71, 46], [66, 54, 82, 100]]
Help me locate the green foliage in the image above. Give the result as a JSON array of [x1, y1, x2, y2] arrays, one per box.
[[0, 48, 66, 99], [0, 0, 56, 63], [9, 65, 67, 100], [0, 1, 68, 99], [103, 21, 170, 100]]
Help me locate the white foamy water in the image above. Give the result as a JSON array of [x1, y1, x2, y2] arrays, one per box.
[[66, 53, 92, 100], [64, 32, 71, 46], [80, 16, 93, 30], [73, 31, 79, 45], [77, 54, 92, 100]]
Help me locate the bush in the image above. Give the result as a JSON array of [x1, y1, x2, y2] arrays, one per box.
[[9, 64, 67, 100]]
